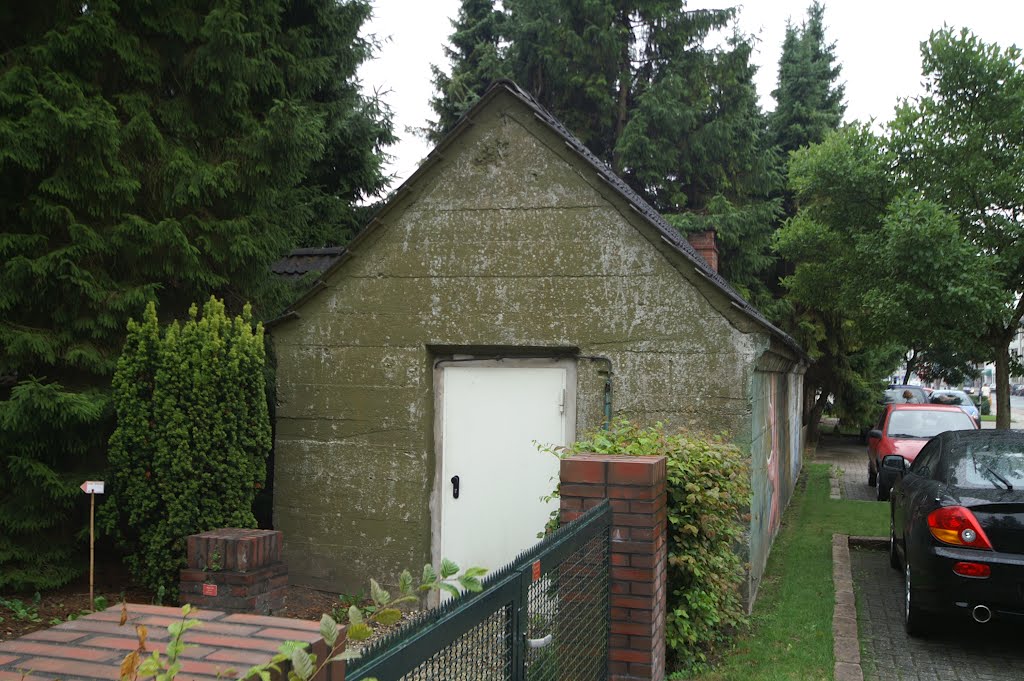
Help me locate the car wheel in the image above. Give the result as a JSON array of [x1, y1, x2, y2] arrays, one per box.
[[904, 561, 928, 637], [889, 515, 900, 570], [877, 474, 890, 502], [868, 462, 877, 488]]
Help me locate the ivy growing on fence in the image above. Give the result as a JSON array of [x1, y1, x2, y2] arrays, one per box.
[[100, 298, 271, 594]]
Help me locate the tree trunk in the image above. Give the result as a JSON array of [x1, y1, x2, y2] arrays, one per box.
[[996, 337, 1012, 429], [805, 389, 831, 444], [902, 348, 917, 385], [611, 12, 630, 175]]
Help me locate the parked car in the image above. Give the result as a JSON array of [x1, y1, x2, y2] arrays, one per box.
[[887, 429, 1024, 635], [867, 403, 978, 501], [883, 385, 928, 405], [929, 389, 981, 427]]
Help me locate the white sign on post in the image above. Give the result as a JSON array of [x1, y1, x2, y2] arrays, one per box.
[[80, 481, 105, 494]]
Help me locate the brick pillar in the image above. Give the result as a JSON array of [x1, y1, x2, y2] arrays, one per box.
[[687, 229, 719, 273], [180, 528, 288, 615], [559, 455, 668, 681]]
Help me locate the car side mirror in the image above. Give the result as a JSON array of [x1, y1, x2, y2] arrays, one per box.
[[881, 455, 907, 474], [867, 429, 883, 440]]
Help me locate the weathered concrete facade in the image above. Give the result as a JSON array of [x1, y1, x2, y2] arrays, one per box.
[[269, 83, 805, 601]]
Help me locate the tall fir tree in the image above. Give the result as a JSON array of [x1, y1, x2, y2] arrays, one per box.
[[768, 1, 845, 156], [765, 2, 848, 431], [427, 0, 509, 144], [428, 1, 780, 304], [0, 0, 393, 589]]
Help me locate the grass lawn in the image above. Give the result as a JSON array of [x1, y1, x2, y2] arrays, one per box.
[[691, 463, 888, 681]]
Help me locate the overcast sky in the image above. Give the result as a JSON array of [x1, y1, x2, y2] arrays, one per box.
[[358, 0, 1024, 190]]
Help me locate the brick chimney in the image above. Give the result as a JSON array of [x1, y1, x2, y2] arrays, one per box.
[[687, 229, 719, 273]]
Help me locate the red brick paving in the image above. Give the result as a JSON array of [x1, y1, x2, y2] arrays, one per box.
[[0, 604, 340, 681]]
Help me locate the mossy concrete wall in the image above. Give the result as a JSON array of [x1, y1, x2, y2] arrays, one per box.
[[270, 90, 798, 594]]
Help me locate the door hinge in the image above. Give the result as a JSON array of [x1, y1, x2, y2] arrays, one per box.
[[559, 388, 565, 414]]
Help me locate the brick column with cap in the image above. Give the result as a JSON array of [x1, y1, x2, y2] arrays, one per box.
[[559, 454, 668, 681], [180, 528, 288, 615]]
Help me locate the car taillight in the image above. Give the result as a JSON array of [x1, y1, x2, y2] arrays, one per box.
[[928, 506, 993, 549], [952, 562, 991, 578]]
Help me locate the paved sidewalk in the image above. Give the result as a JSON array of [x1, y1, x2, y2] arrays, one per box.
[[811, 434, 875, 501]]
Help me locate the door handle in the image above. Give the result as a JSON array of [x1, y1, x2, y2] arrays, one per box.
[[451, 475, 460, 499]]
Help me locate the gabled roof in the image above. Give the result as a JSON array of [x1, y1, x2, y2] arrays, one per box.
[[270, 80, 805, 360]]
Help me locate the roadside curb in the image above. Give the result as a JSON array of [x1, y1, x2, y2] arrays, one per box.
[[833, 534, 865, 681], [830, 465, 842, 499], [833, 535, 888, 681]]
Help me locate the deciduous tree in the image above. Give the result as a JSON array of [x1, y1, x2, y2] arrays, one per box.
[[889, 28, 1024, 428], [774, 125, 1002, 437]]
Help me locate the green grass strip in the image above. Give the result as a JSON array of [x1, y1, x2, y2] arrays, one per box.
[[691, 463, 888, 681]]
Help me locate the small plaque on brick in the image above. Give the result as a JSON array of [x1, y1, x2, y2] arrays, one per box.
[[202, 583, 218, 597]]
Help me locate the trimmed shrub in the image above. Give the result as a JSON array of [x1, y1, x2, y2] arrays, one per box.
[[100, 298, 271, 595], [557, 418, 751, 674]]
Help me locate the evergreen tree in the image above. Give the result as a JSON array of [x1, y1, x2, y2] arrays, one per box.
[[429, 1, 780, 304], [0, 0, 392, 588], [428, 0, 510, 143], [102, 299, 271, 594], [768, 1, 845, 155]]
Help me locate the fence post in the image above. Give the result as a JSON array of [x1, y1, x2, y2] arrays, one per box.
[[559, 454, 667, 681]]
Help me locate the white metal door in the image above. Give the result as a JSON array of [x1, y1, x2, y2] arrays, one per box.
[[438, 364, 570, 575]]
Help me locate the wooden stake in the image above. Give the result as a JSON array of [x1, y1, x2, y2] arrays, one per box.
[[90, 491, 95, 611]]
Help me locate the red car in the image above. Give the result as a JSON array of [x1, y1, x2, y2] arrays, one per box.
[[867, 403, 978, 501]]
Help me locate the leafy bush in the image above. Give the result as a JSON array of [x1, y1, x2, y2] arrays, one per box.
[[980, 396, 991, 416], [559, 418, 751, 674], [100, 298, 271, 594]]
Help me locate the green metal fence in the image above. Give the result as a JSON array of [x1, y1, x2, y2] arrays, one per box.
[[347, 500, 612, 681]]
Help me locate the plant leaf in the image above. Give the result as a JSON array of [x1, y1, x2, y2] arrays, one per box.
[[438, 582, 461, 598], [375, 608, 402, 626], [119, 602, 128, 626], [347, 604, 363, 626], [398, 569, 414, 596], [290, 647, 314, 681], [421, 563, 438, 584], [347, 622, 373, 641], [319, 614, 338, 647], [458, 575, 482, 592], [440, 558, 459, 579], [337, 649, 363, 661], [370, 578, 390, 607], [119, 650, 140, 680], [462, 567, 488, 579]]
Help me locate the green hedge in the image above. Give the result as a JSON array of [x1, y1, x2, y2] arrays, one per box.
[[557, 419, 751, 674], [100, 298, 271, 595]]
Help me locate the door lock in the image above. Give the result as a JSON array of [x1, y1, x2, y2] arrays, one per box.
[[451, 475, 460, 499]]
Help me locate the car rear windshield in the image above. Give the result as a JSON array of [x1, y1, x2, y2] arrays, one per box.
[[930, 391, 972, 407], [883, 388, 927, 404], [886, 409, 976, 438], [948, 445, 1024, 490]]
